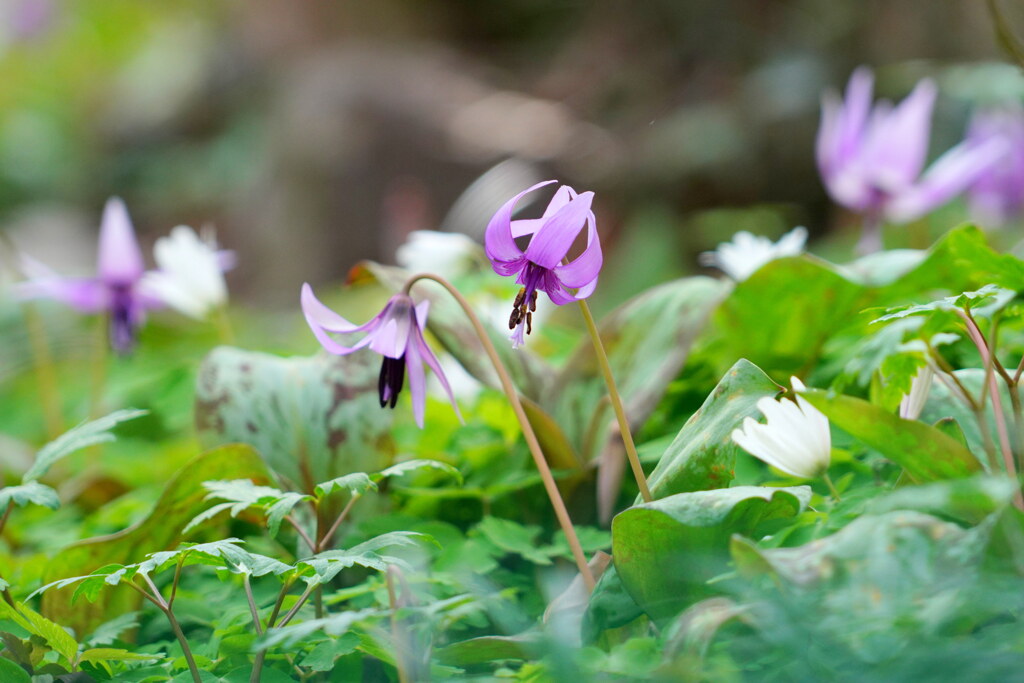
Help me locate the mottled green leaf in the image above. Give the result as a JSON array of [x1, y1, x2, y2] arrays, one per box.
[[645, 360, 780, 500], [195, 347, 394, 493], [613, 486, 810, 621]]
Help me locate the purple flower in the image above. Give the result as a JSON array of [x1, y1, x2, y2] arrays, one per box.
[[817, 68, 1006, 227], [301, 284, 461, 427], [484, 180, 602, 348], [965, 105, 1024, 227], [17, 197, 162, 353]]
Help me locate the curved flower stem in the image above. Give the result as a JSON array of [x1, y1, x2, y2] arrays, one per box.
[[577, 299, 652, 503], [89, 315, 109, 420], [856, 211, 883, 256], [958, 310, 1023, 510], [403, 273, 596, 590]]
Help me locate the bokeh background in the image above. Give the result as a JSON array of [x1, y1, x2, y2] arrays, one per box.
[[2, 0, 1024, 310]]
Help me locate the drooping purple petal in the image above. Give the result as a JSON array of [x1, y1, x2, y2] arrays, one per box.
[[97, 197, 145, 285], [301, 283, 381, 355], [861, 79, 937, 191], [522, 191, 594, 269], [16, 276, 108, 312], [405, 339, 427, 428], [886, 136, 1008, 223], [484, 179, 557, 267], [553, 210, 602, 288]]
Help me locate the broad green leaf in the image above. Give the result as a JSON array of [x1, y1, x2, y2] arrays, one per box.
[[434, 633, 542, 666], [23, 409, 147, 482], [645, 360, 781, 500], [554, 276, 727, 462], [918, 369, 1016, 465], [300, 633, 360, 671], [800, 389, 981, 481], [475, 516, 555, 565], [582, 566, 645, 643], [0, 658, 30, 683], [714, 256, 865, 377], [0, 600, 78, 665], [0, 481, 59, 510], [41, 444, 271, 636], [730, 511, 989, 662], [612, 486, 810, 621], [196, 347, 394, 493], [867, 475, 1019, 524]]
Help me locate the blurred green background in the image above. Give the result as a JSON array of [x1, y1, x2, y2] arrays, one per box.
[[1, 0, 1023, 310]]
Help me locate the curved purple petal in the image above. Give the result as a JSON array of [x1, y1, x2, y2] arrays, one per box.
[[300, 283, 380, 355], [553, 210, 602, 289], [97, 197, 145, 285], [16, 276, 108, 312], [405, 339, 427, 428], [510, 185, 577, 238], [862, 79, 937, 191], [485, 180, 557, 267], [886, 137, 1008, 223], [523, 191, 594, 269], [414, 330, 463, 424]]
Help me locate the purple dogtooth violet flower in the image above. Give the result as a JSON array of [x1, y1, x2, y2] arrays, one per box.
[[17, 197, 162, 353], [484, 180, 602, 348], [300, 283, 461, 428], [965, 105, 1024, 227], [817, 68, 1006, 251]]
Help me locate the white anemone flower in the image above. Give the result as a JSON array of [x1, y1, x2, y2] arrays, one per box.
[[731, 377, 831, 479], [899, 365, 934, 420], [396, 230, 480, 280], [143, 225, 231, 320], [700, 227, 808, 281]]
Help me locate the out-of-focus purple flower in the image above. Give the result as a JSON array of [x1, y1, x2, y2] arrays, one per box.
[[484, 180, 601, 348], [17, 198, 162, 353], [965, 105, 1024, 227], [301, 284, 461, 428], [817, 68, 1006, 249]]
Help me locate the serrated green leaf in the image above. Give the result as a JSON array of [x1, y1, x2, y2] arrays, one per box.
[[0, 600, 78, 665], [376, 459, 462, 485], [295, 532, 431, 586], [187, 480, 312, 537], [314, 473, 377, 499], [24, 409, 147, 482], [475, 516, 555, 565], [0, 481, 59, 510], [257, 608, 381, 649], [78, 647, 163, 663], [873, 285, 1016, 324]]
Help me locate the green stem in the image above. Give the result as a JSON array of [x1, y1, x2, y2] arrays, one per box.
[[141, 574, 201, 683], [577, 299, 652, 502], [386, 568, 410, 683], [403, 274, 595, 590], [823, 472, 842, 501], [89, 315, 109, 420], [23, 303, 63, 439], [244, 574, 264, 636], [316, 494, 360, 553]]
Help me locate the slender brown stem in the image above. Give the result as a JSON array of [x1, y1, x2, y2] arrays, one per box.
[[286, 515, 317, 553], [403, 274, 595, 590], [251, 579, 295, 683], [167, 558, 184, 609], [577, 299, 652, 502], [277, 584, 315, 628], [0, 501, 13, 539], [316, 494, 361, 553]]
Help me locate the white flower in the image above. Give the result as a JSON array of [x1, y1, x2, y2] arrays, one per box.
[[731, 377, 831, 479], [143, 225, 231, 319], [700, 227, 807, 281], [899, 365, 933, 420], [396, 230, 481, 280]]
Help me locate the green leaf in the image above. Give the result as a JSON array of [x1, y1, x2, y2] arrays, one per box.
[[714, 256, 865, 377], [434, 633, 542, 666], [376, 459, 463, 484], [186, 480, 312, 537], [553, 276, 727, 462], [867, 475, 1019, 524], [799, 389, 981, 481], [873, 284, 1016, 324], [23, 409, 147, 482], [0, 600, 78, 665], [917, 369, 1015, 464], [612, 486, 810, 621], [0, 481, 59, 510], [582, 566, 645, 643], [475, 516, 555, 565], [299, 633, 360, 671], [645, 360, 781, 499], [314, 473, 377, 499], [196, 347, 394, 493], [0, 658, 30, 683], [258, 608, 381, 649], [294, 532, 431, 586], [78, 647, 163, 663], [40, 444, 272, 636]]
